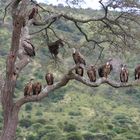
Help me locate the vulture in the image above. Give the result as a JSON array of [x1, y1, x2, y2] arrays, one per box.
[[120, 64, 129, 83], [33, 82, 42, 95], [29, 4, 38, 20], [23, 40, 35, 57], [72, 48, 86, 66], [45, 73, 54, 85], [135, 65, 140, 80], [24, 79, 34, 97], [75, 66, 84, 76], [48, 39, 64, 59], [98, 59, 113, 78], [87, 65, 96, 82]]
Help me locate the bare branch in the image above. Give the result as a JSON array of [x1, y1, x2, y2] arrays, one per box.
[[15, 65, 140, 108], [30, 18, 57, 35], [71, 73, 138, 88], [15, 73, 72, 108], [2, 2, 12, 23], [74, 21, 112, 50]]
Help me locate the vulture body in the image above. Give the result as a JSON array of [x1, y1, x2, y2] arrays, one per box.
[[23, 40, 35, 57], [29, 5, 38, 20], [135, 65, 140, 80], [87, 65, 96, 82], [72, 48, 86, 66], [120, 65, 129, 83], [48, 39, 64, 58], [75, 66, 84, 76], [33, 82, 42, 95], [24, 79, 34, 97], [98, 60, 113, 78], [45, 73, 54, 85]]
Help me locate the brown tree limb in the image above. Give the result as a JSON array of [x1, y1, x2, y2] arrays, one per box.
[[15, 66, 140, 108], [15, 56, 31, 75], [15, 74, 72, 108]]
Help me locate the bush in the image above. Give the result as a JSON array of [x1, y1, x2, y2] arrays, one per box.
[[125, 88, 138, 94], [19, 118, 32, 128], [68, 111, 82, 116], [82, 132, 94, 140], [63, 123, 76, 132], [26, 134, 36, 140], [36, 110, 43, 116], [66, 132, 83, 140], [32, 123, 43, 131], [25, 104, 32, 111], [36, 118, 46, 124], [82, 132, 111, 140]]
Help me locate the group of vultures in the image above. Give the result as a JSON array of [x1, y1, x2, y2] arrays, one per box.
[[24, 44, 140, 97], [23, 4, 140, 97]]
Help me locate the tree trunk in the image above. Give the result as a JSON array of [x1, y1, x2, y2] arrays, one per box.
[[0, 13, 25, 140], [0, 106, 19, 140]]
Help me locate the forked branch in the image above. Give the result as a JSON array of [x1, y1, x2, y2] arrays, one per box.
[[15, 66, 140, 108]]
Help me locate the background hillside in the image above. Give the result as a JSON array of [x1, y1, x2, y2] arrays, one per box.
[[0, 2, 140, 140]]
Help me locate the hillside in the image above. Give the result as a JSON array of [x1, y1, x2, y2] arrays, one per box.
[[0, 2, 140, 140]]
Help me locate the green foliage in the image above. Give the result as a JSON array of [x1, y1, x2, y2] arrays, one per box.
[[66, 132, 83, 140], [35, 118, 47, 124], [19, 118, 32, 128], [26, 134, 36, 140], [68, 111, 82, 116], [82, 132, 94, 140], [25, 104, 32, 111], [1, 2, 140, 140], [63, 123, 76, 132]]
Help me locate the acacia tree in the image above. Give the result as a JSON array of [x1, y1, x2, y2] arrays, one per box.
[[0, 0, 140, 140]]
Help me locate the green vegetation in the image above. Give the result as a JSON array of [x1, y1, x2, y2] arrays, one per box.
[[1, 1, 140, 140]]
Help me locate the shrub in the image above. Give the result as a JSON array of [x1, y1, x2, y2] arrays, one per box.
[[66, 132, 83, 140], [19, 118, 32, 128], [25, 104, 32, 111], [36, 118, 46, 124], [68, 111, 82, 116], [82, 132, 94, 140], [63, 123, 76, 132], [36, 110, 43, 116], [26, 134, 36, 140]]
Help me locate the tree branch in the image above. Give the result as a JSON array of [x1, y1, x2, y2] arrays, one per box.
[[15, 55, 31, 75], [15, 66, 140, 108], [71, 73, 139, 88], [15, 74, 72, 108]]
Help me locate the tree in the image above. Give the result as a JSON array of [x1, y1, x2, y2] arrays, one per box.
[[0, 0, 140, 140]]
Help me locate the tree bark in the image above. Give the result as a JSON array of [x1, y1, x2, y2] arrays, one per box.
[[0, 11, 25, 140], [0, 105, 20, 140]]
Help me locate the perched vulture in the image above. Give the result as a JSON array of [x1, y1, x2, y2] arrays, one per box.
[[75, 66, 84, 76], [24, 79, 34, 97], [72, 48, 86, 66], [98, 59, 113, 78], [33, 82, 42, 95], [87, 65, 96, 82], [23, 40, 35, 57], [135, 65, 140, 80], [120, 64, 129, 83], [45, 73, 54, 85], [48, 39, 64, 58], [29, 4, 38, 20]]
